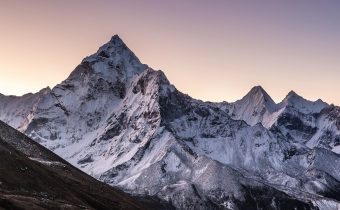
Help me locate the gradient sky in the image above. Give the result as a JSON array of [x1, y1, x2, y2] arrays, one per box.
[[1, 0, 340, 104]]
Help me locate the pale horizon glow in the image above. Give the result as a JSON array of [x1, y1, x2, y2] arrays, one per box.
[[0, 0, 340, 105]]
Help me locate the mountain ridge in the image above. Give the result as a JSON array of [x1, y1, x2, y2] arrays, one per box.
[[0, 35, 340, 210]]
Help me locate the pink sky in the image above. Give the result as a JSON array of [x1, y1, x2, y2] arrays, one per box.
[[0, 0, 339, 104]]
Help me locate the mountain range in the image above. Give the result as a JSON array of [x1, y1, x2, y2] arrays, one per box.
[[0, 35, 339, 210]]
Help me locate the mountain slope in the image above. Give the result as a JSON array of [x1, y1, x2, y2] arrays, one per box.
[[0, 88, 50, 130], [0, 120, 172, 210], [0, 35, 340, 209]]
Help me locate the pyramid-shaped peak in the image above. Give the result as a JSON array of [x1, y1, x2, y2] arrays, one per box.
[[73, 34, 148, 82], [85, 34, 144, 66], [108, 34, 125, 46], [246, 86, 275, 104], [97, 34, 128, 52], [249, 86, 266, 94], [234, 85, 277, 112]]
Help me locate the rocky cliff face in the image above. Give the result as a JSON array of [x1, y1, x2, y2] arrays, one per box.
[[1, 35, 340, 209]]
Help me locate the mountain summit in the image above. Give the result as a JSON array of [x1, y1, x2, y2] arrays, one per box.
[[280, 90, 328, 114], [0, 36, 340, 210], [247, 86, 275, 102], [228, 86, 277, 127]]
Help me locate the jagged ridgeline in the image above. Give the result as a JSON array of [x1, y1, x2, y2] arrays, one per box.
[[0, 35, 340, 210]]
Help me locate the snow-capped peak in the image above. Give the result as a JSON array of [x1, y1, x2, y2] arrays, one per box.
[[65, 35, 148, 86], [89, 34, 141, 63], [94, 34, 131, 56], [284, 90, 305, 104], [243, 86, 276, 110], [1, 36, 340, 209], [280, 90, 328, 114], [228, 86, 277, 126]]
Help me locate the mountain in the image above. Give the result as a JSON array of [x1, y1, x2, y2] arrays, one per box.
[[223, 87, 339, 153], [0, 120, 172, 210], [1, 35, 340, 209], [227, 86, 277, 127]]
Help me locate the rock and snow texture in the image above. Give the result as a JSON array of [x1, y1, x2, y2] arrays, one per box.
[[0, 35, 340, 209], [227, 86, 278, 127], [223, 86, 338, 152], [0, 120, 170, 210], [0, 87, 50, 130]]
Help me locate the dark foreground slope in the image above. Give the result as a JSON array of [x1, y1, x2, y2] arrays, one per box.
[[0, 120, 172, 210]]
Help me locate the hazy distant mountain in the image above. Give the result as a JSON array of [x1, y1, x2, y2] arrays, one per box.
[[0, 35, 340, 209]]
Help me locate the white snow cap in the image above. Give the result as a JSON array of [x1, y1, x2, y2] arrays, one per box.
[[280, 90, 328, 114]]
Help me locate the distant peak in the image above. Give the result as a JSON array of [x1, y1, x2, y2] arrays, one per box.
[[284, 91, 306, 103], [250, 86, 266, 94], [239, 85, 276, 109], [280, 90, 328, 113], [285, 91, 326, 106], [247, 86, 273, 101]]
